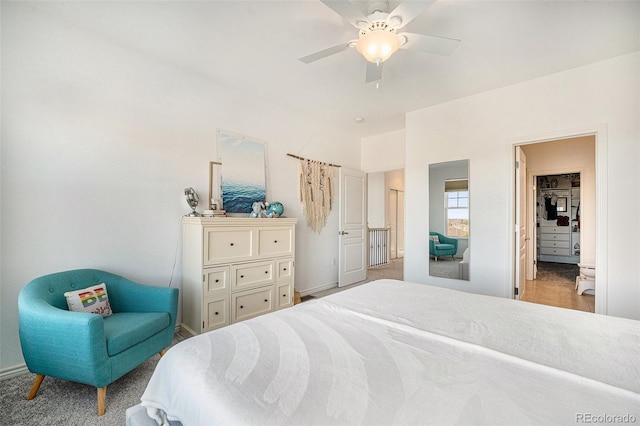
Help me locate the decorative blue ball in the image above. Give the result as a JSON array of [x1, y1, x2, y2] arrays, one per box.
[[268, 202, 284, 216]]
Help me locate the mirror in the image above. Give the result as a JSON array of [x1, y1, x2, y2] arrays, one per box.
[[429, 160, 470, 280]]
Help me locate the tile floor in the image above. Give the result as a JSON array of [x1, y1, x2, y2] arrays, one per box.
[[521, 263, 595, 313]]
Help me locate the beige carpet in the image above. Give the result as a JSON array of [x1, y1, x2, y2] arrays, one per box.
[[0, 335, 186, 426], [428, 257, 461, 279]]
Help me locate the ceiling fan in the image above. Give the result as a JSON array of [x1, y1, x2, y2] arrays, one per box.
[[299, 0, 460, 83]]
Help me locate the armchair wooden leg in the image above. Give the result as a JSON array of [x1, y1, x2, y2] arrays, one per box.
[[27, 374, 45, 400], [97, 386, 107, 416], [159, 349, 167, 357]]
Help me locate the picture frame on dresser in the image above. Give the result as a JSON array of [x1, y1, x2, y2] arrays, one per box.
[[208, 161, 222, 210]]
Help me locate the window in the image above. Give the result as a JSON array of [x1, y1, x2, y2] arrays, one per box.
[[445, 179, 469, 237]]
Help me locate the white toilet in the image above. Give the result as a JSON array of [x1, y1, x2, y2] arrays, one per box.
[[575, 263, 595, 295]]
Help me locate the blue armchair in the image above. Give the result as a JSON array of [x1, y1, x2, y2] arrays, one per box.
[[18, 269, 178, 416], [429, 232, 459, 261]]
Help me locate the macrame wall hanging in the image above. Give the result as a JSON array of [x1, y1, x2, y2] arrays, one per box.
[[287, 154, 339, 233]]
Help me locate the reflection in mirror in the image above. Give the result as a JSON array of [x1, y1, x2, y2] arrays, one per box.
[[429, 160, 470, 280]]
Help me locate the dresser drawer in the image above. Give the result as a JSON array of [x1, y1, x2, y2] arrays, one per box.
[[232, 286, 274, 322], [540, 240, 570, 249], [204, 296, 228, 331], [276, 282, 293, 310], [539, 233, 570, 242], [539, 226, 570, 234], [204, 228, 254, 265], [203, 266, 229, 296], [232, 260, 274, 291], [276, 258, 294, 281], [540, 247, 571, 256], [258, 228, 293, 257]]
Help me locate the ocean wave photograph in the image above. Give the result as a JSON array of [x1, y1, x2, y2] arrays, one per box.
[[222, 181, 266, 213], [218, 130, 267, 213]]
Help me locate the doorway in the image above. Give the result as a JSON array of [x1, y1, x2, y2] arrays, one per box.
[[367, 169, 404, 281], [388, 188, 405, 259], [514, 135, 596, 312]]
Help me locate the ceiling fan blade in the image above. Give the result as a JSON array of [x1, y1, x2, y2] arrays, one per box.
[[365, 61, 383, 83], [298, 41, 355, 64], [398, 32, 460, 56], [320, 0, 367, 28], [387, 0, 435, 29]]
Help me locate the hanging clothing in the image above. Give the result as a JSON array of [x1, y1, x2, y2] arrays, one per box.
[[545, 196, 558, 220]]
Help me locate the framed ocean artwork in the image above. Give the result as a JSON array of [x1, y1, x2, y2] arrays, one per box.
[[217, 130, 267, 214]]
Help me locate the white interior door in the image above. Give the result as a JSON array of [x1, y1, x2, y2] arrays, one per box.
[[388, 189, 405, 259], [515, 147, 527, 299], [526, 173, 536, 280], [397, 190, 405, 257], [389, 189, 398, 259], [338, 168, 367, 287]]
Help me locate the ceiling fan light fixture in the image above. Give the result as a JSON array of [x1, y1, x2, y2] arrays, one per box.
[[356, 29, 400, 64]]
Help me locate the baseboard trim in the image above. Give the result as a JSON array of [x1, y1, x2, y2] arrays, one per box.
[[298, 282, 337, 297], [0, 364, 29, 381], [178, 323, 197, 338]]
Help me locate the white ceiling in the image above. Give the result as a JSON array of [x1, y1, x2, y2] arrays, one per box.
[[26, 0, 640, 139]]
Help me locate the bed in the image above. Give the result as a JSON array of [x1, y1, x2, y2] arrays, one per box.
[[133, 279, 640, 425]]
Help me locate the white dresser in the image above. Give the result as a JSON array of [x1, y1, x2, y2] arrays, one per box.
[[539, 225, 571, 256], [536, 181, 580, 264], [181, 217, 297, 335]]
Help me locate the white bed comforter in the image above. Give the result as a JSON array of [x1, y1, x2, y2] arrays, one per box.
[[141, 280, 640, 425]]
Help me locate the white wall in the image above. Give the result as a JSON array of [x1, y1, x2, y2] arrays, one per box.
[[361, 129, 405, 172], [405, 53, 640, 320], [362, 129, 406, 233], [0, 3, 361, 373], [385, 169, 404, 192], [367, 172, 385, 228]]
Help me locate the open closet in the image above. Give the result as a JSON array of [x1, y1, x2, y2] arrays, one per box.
[[537, 173, 581, 264]]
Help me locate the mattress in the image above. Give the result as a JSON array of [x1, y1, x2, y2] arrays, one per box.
[[139, 279, 640, 425]]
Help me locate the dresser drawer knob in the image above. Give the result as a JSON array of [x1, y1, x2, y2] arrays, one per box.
[[215, 279, 219, 283], [240, 275, 244, 278], [265, 271, 269, 274], [240, 305, 244, 309], [282, 294, 287, 297], [283, 268, 287, 271], [264, 299, 268, 302], [230, 243, 234, 246], [274, 240, 278, 243], [214, 311, 219, 315]]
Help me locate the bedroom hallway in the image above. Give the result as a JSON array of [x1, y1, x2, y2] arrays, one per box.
[[521, 261, 594, 313]]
